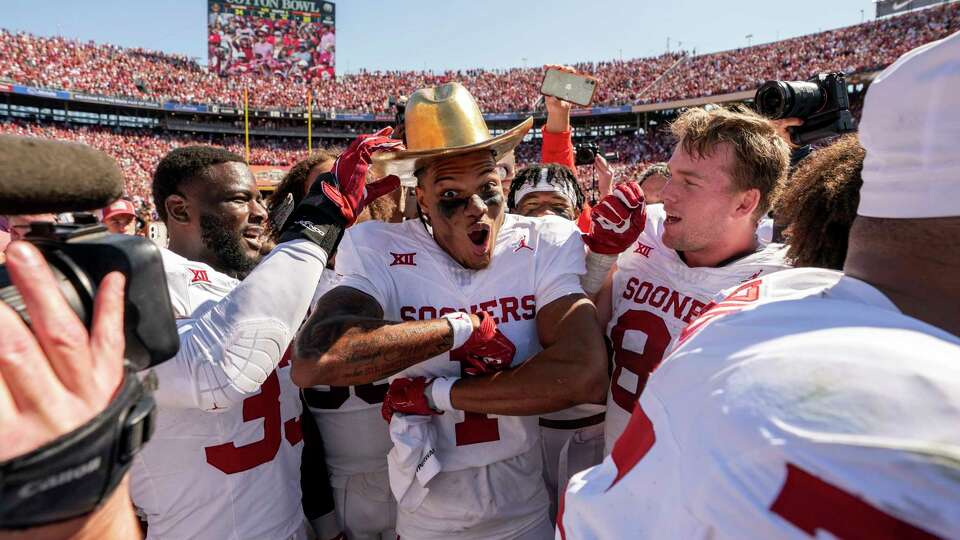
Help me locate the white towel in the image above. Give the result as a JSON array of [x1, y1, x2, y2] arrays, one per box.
[[386, 413, 442, 511]]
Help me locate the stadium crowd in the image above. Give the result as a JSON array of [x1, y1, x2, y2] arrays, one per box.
[[0, 119, 676, 214], [1, 2, 956, 113]]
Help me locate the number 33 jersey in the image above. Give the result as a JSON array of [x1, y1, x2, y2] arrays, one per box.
[[131, 249, 306, 540], [336, 213, 586, 472], [604, 205, 790, 454]]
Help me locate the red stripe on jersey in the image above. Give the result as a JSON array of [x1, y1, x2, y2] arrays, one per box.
[[771, 463, 940, 539], [608, 402, 656, 489]]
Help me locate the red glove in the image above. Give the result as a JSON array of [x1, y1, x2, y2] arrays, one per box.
[[381, 377, 441, 423], [326, 127, 405, 225], [452, 311, 517, 376], [583, 181, 647, 255]]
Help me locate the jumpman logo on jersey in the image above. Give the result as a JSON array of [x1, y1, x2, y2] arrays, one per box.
[[189, 269, 210, 283], [514, 236, 534, 252], [390, 252, 417, 266]]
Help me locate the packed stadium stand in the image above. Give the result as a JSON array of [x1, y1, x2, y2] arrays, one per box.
[[0, 1, 957, 217]]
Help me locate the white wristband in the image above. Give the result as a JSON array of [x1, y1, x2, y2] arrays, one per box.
[[429, 376, 460, 413], [442, 311, 474, 349], [582, 251, 618, 295]]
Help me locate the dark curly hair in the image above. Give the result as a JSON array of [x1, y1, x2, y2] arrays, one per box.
[[507, 163, 585, 211], [152, 146, 246, 221], [267, 149, 338, 214], [775, 134, 864, 270]]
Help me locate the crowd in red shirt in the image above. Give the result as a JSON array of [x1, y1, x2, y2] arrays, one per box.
[[1, 3, 955, 113]]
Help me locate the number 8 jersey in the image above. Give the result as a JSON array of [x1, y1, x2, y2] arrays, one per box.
[[603, 205, 790, 454]]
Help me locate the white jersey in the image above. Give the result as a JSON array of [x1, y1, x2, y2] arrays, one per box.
[[603, 205, 790, 453], [336, 213, 585, 539], [561, 268, 960, 539], [132, 243, 326, 540], [305, 269, 393, 482]]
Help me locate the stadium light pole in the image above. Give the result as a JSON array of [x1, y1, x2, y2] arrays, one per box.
[[746, 34, 753, 47]]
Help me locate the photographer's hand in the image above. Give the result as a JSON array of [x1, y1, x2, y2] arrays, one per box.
[[0, 242, 139, 539], [770, 117, 803, 146]]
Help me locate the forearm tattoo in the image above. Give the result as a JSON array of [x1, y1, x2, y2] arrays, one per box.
[[295, 286, 454, 383]]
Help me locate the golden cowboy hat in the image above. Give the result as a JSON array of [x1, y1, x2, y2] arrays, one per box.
[[372, 82, 533, 182]]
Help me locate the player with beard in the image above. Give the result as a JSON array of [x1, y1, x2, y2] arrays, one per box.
[[291, 83, 631, 540], [131, 142, 400, 540], [595, 106, 793, 454]]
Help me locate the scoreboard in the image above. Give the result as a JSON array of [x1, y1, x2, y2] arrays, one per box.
[[208, 0, 336, 78]]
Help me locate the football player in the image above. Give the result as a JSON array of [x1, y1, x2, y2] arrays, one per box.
[[131, 137, 399, 539], [506, 163, 643, 520], [560, 32, 960, 538], [596, 105, 793, 453], [292, 83, 638, 539]]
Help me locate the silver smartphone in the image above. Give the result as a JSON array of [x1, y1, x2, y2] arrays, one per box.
[[540, 69, 599, 107]]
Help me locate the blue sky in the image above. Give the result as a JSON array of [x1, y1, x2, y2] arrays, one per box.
[[3, 0, 877, 72]]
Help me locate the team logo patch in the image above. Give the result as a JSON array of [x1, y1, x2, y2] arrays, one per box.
[[390, 252, 417, 266], [189, 268, 210, 283], [514, 235, 534, 253], [634, 242, 654, 257]]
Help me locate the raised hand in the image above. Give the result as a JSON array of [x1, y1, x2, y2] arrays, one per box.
[[583, 181, 647, 255]]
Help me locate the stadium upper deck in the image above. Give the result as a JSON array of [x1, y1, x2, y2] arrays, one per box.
[[1, 2, 956, 114]]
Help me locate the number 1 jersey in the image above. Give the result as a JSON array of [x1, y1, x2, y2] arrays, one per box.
[[335, 214, 585, 539]]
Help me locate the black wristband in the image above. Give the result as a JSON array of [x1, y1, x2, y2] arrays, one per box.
[[277, 172, 347, 258], [0, 370, 155, 529]]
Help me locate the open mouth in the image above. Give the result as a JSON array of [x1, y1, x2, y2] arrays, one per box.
[[466, 224, 491, 256], [242, 227, 264, 248], [665, 214, 682, 225]]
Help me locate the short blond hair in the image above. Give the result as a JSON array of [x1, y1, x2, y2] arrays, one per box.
[[670, 107, 789, 217]]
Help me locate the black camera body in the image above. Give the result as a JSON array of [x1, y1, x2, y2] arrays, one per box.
[[754, 72, 856, 145], [574, 142, 619, 166], [0, 222, 179, 371]]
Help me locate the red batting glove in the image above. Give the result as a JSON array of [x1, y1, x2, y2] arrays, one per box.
[[326, 127, 405, 225], [381, 377, 441, 423], [583, 181, 647, 255], [453, 311, 517, 376]]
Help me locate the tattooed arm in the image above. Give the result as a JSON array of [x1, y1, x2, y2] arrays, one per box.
[[447, 293, 608, 416], [291, 285, 472, 387]]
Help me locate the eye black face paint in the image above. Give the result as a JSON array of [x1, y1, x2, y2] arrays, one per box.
[[482, 190, 504, 207], [437, 197, 469, 218], [437, 189, 503, 218]]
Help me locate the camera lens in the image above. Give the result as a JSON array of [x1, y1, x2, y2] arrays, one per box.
[[755, 80, 826, 120], [785, 81, 826, 118], [755, 81, 791, 119]]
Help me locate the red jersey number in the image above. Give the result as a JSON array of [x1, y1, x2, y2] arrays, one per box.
[[450, 348, 501, 446], [609, 310, 671, 412], [771, 463, 939, 539], [204, 369, 301, 474]]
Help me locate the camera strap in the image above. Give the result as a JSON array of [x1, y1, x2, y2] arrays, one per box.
[[0, 370, 155, 529]]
